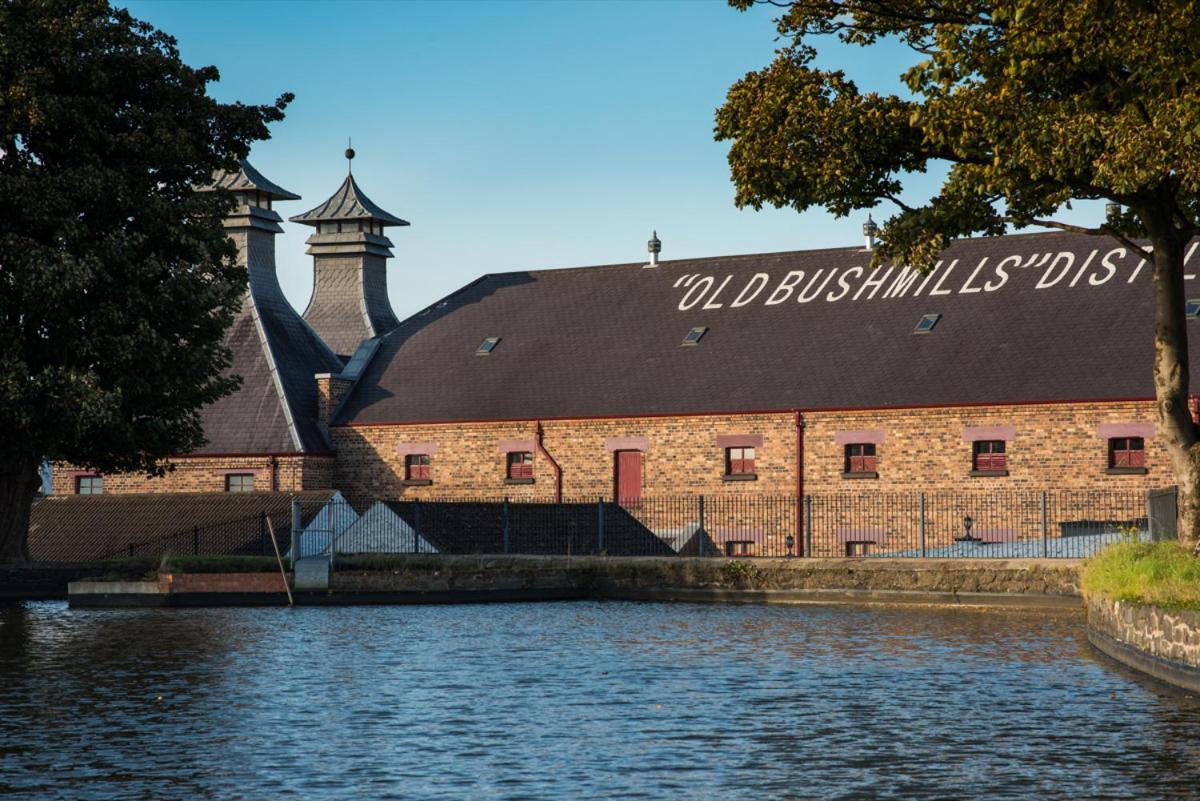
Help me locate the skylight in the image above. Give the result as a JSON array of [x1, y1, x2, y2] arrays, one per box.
[[476, 336, 500, 355], [681, 327, 708, 346], [1188, 300, 1200, 319], [913, 314, 941, 334]]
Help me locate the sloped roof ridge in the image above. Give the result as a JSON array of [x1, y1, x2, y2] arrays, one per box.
[[208, 159, 301, 201], [289, 173, 410, 227], [486, 229, 1078, 280]]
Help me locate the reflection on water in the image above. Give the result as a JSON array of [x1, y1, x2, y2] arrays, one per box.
[[2, 601, 1200, 800]]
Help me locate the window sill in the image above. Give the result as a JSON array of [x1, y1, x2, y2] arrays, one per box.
[[722, 473, 758, 482], [401, 479, 432, 486], [841, 471, 879, 480], [505, 477, 535, 485], [1105, 467, 1148, 475], [969, 469, 1009, 478]]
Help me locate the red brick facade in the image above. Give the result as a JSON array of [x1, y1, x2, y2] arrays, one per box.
[[328, 400, 1164, 504], [52, 454, 333, 496]]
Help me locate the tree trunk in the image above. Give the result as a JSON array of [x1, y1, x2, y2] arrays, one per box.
[[1147, 213, 1200, 551], [0, 458, 40, 565]]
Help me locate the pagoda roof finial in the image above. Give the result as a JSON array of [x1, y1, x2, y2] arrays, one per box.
[[345, 137, 355, 174], [289, 151, 409, 229]]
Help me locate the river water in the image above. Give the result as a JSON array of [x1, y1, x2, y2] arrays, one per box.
[[2, 600, 1199, 800]]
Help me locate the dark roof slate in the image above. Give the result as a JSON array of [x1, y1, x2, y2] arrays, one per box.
[[290, 174, 409, 227], [337, 231, 1194, 424], [208, 160, 301, 200]]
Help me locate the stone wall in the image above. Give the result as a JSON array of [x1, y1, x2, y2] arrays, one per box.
[[331, 400, 1161, 502], [50, 454, 334, 495], [329, 555, 1082, 606], [1087, 594, 1200, 690]]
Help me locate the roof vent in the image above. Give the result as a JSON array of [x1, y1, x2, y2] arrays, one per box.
[[645, 230, 662, 268], [863, 215, 878, 251], [913, 313, 940, 334], [476, 336, 501, 355], [681, 326, 707, 346], [1188, 300, 1200, 319]]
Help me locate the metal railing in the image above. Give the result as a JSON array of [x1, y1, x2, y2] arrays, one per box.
[[290, 488, 1162, 564]]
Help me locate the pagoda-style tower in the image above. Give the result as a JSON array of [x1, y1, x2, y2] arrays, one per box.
[[290, 149, 409, 359], [200, 161, 344, 456]]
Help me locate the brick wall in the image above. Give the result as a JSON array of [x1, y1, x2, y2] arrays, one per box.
[[331, 400, 1165, 504], [51, 455, 334, 495], [163, 572, 289, 594]]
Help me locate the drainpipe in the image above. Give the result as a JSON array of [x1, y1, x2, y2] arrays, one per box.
[[795, 411, 805, 557], [270, 455, 278, 492], [535, 420, 563, 503]]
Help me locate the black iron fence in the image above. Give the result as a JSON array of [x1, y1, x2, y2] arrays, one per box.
[[291, 489, 1162, 564], [95, 511, 294, 560]]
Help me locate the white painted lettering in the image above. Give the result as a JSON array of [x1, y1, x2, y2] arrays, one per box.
[[765, 271, 805, 305], [984, 255, 1019, 292], [1127, 247, 1149, 283], [914, 261, 943, 296], [883, 266, 922, 299], [703, 275, 734, 309], [673, 274, 696, 288], [827, 266, 862, 302], [854, 267, 893, 300], [797, 269, 837, 303], [930, 259, 959, 296], [678, 276, 714, 310], [1089, 251, 1116, 286], [958, 257, 989, 294], [1068, 250, 1098, 288], [1186, 242, 1198, 280], [1035, 252, 1074, 289], [730, 273, 770, 308]]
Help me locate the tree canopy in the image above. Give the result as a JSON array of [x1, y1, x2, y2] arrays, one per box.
[[0, 0, 291, 561], [716, 0, 1200, 546]]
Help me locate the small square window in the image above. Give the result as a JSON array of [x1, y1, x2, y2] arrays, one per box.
[[225, 473, 255, 493], [476, 337, 501, 355], [405, 453, 432, 481], [913, 313, 941, 333], [1109, 437, 1145, 469], [1187, 300, 1200, 319], [681, 327, 708, 346], [845, 541, 873, 557], [844, 443, 878, 474], [725, 446, 756, 476], [972, 440, 1007, 472], [75, 475, 103, 495], [507, 451, 534, 479]]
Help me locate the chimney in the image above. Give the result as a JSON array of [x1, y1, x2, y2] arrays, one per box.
[[315, 372, 353, 426], [290, 147, 410, 359], [863, 215, 878, 251], [645, 230, 662, 268], [205, 160, 301, 297]]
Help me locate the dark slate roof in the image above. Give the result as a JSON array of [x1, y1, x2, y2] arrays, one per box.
[[198, 224, 346, 454], [208, 160, 301, 200], [28, 491, 337, 562], [338, 230, 1196, 424], [289, 174, 409, 227]]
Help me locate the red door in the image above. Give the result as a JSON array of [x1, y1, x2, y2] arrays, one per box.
[[615, 451, 642, 504]]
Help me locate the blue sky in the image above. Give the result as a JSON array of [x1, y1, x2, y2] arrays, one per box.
[[122, 0, 1104, 320]]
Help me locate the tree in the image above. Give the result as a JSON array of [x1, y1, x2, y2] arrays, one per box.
[[716, 0, 1200, 548], [0, 0, 291, 563]]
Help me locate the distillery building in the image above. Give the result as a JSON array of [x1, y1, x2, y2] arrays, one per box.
[[45, 158, 1195, 555]]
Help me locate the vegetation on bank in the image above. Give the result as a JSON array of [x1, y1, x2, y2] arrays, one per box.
[[159, 555, 285, 574], [1083, 542, 1200, 611]]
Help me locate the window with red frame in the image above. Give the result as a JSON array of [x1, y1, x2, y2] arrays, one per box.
[[725, 446, 756, 476], [844, 443, 878, 474], [972, 440, 1007, 471], [507, 451, 534, 479], [405, 454, 432, 481], [1109, 437, 1145, 468]]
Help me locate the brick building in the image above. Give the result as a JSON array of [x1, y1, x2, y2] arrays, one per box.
[[50, 158, 1198, 554]]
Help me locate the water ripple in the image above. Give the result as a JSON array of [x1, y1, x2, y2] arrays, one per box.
[[2, 601, 1200, 800]]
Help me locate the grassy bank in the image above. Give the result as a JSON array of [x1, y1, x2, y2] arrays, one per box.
[[1083, 542, 1200, 610], [160, 555, 285, 574]]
